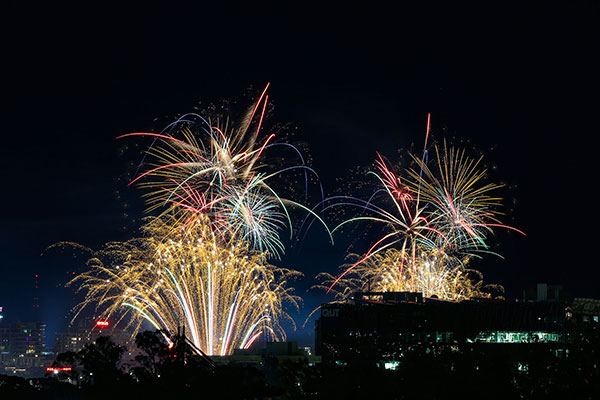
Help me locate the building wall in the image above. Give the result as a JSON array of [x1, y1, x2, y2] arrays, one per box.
[[0, 321, 48, 378], [8, 322, 46, 355], [315, 294, 569, 364]]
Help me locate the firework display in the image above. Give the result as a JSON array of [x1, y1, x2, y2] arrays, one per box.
[[64, 85, 522, 354], [62, 87, 326, 354], [405, 141, 524, 254], [68, 215, 301, 356], [118, 84, 330, 259], [318, 247, 503, 301], [320, 129, 523, 301]]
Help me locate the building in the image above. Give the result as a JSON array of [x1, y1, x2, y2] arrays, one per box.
[[212, 341, 320, 367], [54, 317, 130, 354], [32, 274, 41, 313], [0, 321, 50, 377], [8, 322, 47, 356], [0, 327, 8, 354], [315, 291, 571, 366], [523, 283, 570, 302], [0, 307, 7, 352], [53, 331, 86, 354], [570, 298, 600, 325]]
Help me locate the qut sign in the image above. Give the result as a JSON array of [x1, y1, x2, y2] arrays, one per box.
[[322, 308, 339, 317]]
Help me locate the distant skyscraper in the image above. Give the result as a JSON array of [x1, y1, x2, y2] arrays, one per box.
[[54, 317, 129, 354], [32, 274, 40, 313], [0, 321, 49, 377], [0, 308, 8, 353], [9, 322, 46, 355]]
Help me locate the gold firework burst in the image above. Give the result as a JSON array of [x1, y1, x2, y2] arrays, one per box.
[[67, 214, 301, 355]]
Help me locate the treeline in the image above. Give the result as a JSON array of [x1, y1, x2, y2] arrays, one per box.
[[0, 331, 270, 399], [0, 329, 598, 399]]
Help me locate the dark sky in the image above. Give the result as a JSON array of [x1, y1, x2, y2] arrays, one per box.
[[2, 2, 599, 347]]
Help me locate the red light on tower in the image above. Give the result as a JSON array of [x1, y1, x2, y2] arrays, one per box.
[[95, 320, 110, 328]]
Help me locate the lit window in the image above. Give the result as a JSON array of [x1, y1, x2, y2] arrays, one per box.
[[384, 361, 400, 370]]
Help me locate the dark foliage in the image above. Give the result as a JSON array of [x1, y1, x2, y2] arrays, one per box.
[[2, 329, 598, 399]]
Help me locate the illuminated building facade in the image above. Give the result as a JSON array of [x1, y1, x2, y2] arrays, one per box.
[[53, 330, 86, 354], [570, 297, 600, 325], [53, 317, 129, 355], [0, 321, 49, 377], [314, 292, 575, 365], [8, 322, 46, 355]]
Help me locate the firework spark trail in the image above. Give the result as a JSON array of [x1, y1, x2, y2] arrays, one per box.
[[316, 247, 500, 302], [416, 112, 431, 208], [118, 86, 332, 259], [323, 163, 444, 294], [405, 140, 526, 257], [65, 215, 302, 356], [321, 117, 524, 300]]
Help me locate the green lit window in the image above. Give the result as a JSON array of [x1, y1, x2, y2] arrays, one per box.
[[384, 361, 400, 370]]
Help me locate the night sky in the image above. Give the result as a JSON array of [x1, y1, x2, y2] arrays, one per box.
[[2, 2, 599, 347]]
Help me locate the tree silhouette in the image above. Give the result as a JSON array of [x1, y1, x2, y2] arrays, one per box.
[[78, 336, 130, 389], [133, 330, 170, 377]]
